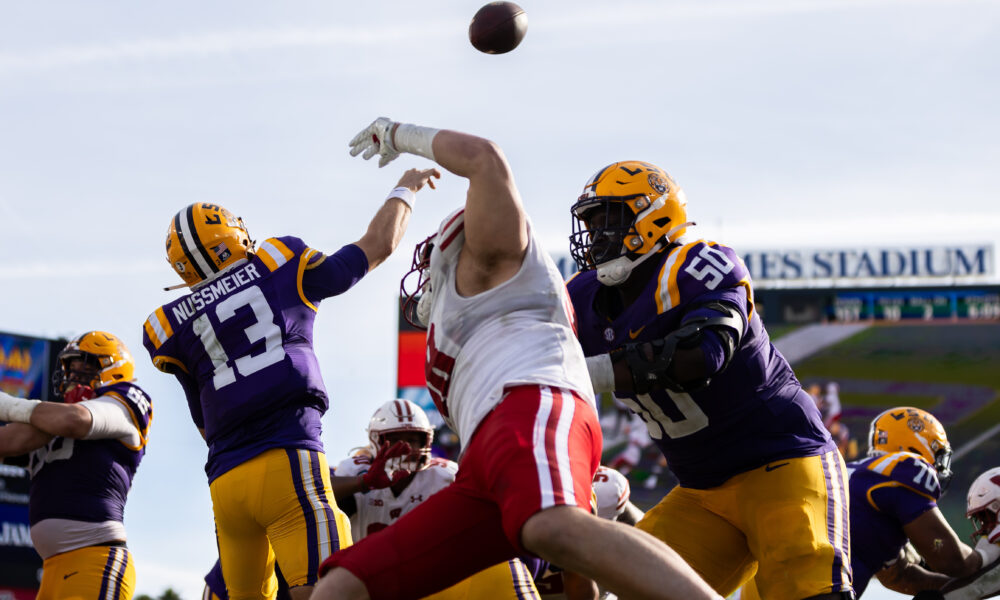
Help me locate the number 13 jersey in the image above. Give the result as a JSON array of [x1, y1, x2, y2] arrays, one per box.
[[424, 210, 594, 450], [142, 236, 368, 481]]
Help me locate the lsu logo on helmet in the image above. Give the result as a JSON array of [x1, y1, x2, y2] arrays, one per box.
[[868, 406, 953, 488], [166, 203, 253, 287], [569, 161, 691, 286]]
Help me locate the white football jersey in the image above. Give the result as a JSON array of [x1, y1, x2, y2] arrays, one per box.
[[593, 466, 631, 521], [336, 454, 458, 541], [424, 210, 595, 449]]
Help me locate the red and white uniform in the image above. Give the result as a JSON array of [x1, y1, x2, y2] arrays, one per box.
[[423, 210, 595, 449], [320, 211, 601, 600], [593, 466, 631, 521], [335, 455, 458, 541]]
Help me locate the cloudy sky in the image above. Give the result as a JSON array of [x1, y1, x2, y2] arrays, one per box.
[[1, 1, 998, 598]]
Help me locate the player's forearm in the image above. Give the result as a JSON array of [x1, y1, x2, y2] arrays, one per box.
[[355, 196, 411, 270], [877, 560, 951, 593], [29, 402, 93, 439], [0, 422, 53, 457]]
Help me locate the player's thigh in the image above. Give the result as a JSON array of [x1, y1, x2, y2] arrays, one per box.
[[37, 545, 134, 600], [424, 559, 539, 600], [324, 482, 516, 600], [468, 385, 602, 551], [259, 448, 352, 589], [741, 451, 852, 599], [210, 452, 281, 599], [637, 485, 755, 596]]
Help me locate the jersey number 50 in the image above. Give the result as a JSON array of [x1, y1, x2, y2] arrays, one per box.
[[193, 286, 287, 390]]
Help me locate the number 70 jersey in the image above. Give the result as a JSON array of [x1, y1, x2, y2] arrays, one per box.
[[143, 236, 366, 478]]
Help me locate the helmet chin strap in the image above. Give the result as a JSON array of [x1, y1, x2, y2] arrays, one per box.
[[594, 221, 694, 287]]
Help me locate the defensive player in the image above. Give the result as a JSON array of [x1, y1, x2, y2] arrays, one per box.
[[142, 168, 439, 600], [0, 332, 152, 600], [332, 399, 539, 599], [314, 118, 720, 600], [567, 162, 851, 599]]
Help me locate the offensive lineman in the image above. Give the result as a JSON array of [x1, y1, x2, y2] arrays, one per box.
[[0, 332, 152, 599], [313, 117, 719, 600], [331, 399, 539, 599], [567, 162, 851, 599], [142, 168, 438, 599]]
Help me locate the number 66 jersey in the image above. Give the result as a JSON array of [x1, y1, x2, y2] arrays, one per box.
[[568, 238, 834, 490], [143, 236, 368, 481]]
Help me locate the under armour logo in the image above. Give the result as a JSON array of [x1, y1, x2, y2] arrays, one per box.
[[410, 495, 423, 503]]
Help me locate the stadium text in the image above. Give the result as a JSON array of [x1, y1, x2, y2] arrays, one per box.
[[742, 245, 993, 283]]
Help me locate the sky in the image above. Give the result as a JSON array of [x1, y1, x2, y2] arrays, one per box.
[[1, 1, 998, 598]]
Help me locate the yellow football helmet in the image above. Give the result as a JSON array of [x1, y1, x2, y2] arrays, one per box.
[[570, 161, 690, 286], [52, 331, 135, 396], [166, 203, 253, 287], [868, 406, 953, 486]]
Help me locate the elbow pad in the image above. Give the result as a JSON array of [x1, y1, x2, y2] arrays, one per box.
[[612, 301, 745, 395]]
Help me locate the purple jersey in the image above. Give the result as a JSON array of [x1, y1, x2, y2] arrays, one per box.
[[143, 236, 367, 482], [568, 239, 834, 489], [847, 452, 941, 596], [28, 382, 152, 526]]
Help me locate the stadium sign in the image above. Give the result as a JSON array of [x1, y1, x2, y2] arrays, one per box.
[[741, 244, 994, 287]]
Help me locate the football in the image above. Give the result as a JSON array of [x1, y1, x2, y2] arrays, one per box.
[[469, 2, 528, 55]]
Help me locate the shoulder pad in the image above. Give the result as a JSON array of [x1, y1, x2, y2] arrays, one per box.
[[334, 454, 371, 477], [426, 457, 458, 475], [593, 466, 630, 520], [98, 382, 153, 445], [655, 240, 752, 314], [143, 306, 176, 354], [868, 451, 941, 499], [255, 236, 309, 273]]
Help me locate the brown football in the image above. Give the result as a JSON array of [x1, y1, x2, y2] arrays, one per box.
[[469, 2, 528, 55]]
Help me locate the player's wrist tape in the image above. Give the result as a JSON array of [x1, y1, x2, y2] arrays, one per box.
[[0, 392, 41, 424], [586, 354, 615, 394], [387, 186, 417, 210], [392, 123, 439, 161], [975, 537, 1000, 566]]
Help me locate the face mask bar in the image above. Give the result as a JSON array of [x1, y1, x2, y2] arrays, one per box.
[[569, 196, 642, 271]]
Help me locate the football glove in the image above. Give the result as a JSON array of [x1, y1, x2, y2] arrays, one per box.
[[359, 440, 412, 491], [349, 117, 399, 168]]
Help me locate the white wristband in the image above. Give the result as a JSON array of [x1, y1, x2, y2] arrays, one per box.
[[0, 391, 41, 424], [975, 536, 1000, 566], [586, 354, 616, 394], [387, 186, 416, 210], [392, 123, 439, 161]]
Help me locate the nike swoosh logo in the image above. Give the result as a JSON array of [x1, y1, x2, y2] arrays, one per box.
[[765, 462, 790, 472], [64, 571, 79, 580], [628, 326, 646, 339]]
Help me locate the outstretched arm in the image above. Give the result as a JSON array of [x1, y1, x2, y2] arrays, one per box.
[[349, 118, 527, 292], [906, 507, 984, 577], [353, 168, 440, 270], [0, 422, 52, 457]]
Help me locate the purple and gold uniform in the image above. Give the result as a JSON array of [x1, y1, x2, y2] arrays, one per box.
[[569, 238, 851, 598], [143, 235, 364, 597], [29, 381, 152, 600], [847, 451, 942, 596]]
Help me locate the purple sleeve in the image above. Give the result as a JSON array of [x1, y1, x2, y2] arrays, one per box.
[[682, 287, 749, 375], [301, 244, 369, 302], [870, 484, 937, 525], [173, 370, 204, 429]]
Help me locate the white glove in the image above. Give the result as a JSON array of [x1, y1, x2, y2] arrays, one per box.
[[0, 390, 41, 424], [976, 535, 1000, 567], [349, 117, 399, 168]]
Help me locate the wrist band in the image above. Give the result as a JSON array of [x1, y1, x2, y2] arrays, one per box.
[[0, 392, 41, 424], [387, 186, 416, 210], [586, 354, 616, 394], [392, 123, 440, 162]]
